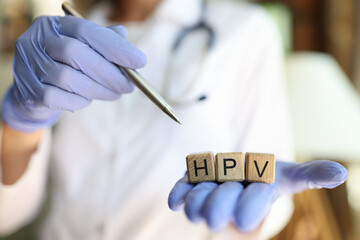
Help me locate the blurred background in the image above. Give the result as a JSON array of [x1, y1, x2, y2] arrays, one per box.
[[0, 0, 360, 239]]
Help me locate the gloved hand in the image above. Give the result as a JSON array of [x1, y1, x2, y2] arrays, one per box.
[[168, 160, 348, 232], [1, 16, 146, 132]]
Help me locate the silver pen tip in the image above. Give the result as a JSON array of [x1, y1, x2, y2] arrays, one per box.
[[167, 107, 182, 125], [171, 113, 182, 125]]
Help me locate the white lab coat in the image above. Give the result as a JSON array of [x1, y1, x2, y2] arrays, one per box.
[[0, 0, 294, 239]]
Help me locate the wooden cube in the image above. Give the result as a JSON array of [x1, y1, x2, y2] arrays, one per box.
[[245, 152, 276, 183], [186, 152, 215, 183], [215, 152, 245, 182]]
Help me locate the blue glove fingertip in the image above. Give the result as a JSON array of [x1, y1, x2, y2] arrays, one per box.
[[108, 25, 128, 39], [234, 183, 276, 233], [168, 182, 194, 211], [309, 161, 348, 189], [184, 182, 218, 223], [204, 182, 243, 231], [282, 160, 349, 191], [128, 47, 147, 69]]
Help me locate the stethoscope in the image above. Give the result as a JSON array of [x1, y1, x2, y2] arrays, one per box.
[[162, 0, 216, 107], [172, 0, 215, 51]]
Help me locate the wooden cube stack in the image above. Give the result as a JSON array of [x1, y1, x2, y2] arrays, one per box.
[[186, 152, 275, 184]]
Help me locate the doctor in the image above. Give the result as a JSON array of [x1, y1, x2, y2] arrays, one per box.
[[0, 0, 347, 239]]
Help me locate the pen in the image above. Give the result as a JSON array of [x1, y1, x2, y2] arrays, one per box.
[[62, 2, 181, 125]]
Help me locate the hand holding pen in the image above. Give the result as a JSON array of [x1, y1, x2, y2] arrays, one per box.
[[2, 3, 180, 132], [62, 2, 181, 124]]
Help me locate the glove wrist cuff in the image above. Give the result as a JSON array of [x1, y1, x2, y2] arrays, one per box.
[[1, 86, 62, 132]]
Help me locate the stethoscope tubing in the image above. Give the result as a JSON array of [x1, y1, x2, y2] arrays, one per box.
[[163, 0, 215, 107], [172, 0, 215, 52]]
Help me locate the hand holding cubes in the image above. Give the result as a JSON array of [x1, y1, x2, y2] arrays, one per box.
[[186, 152, 275, 183], [171, 156, 347, 232]]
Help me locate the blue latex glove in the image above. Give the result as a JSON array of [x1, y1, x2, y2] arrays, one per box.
[[168, 160, 348, 232], [1, 16, 146, 132]]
